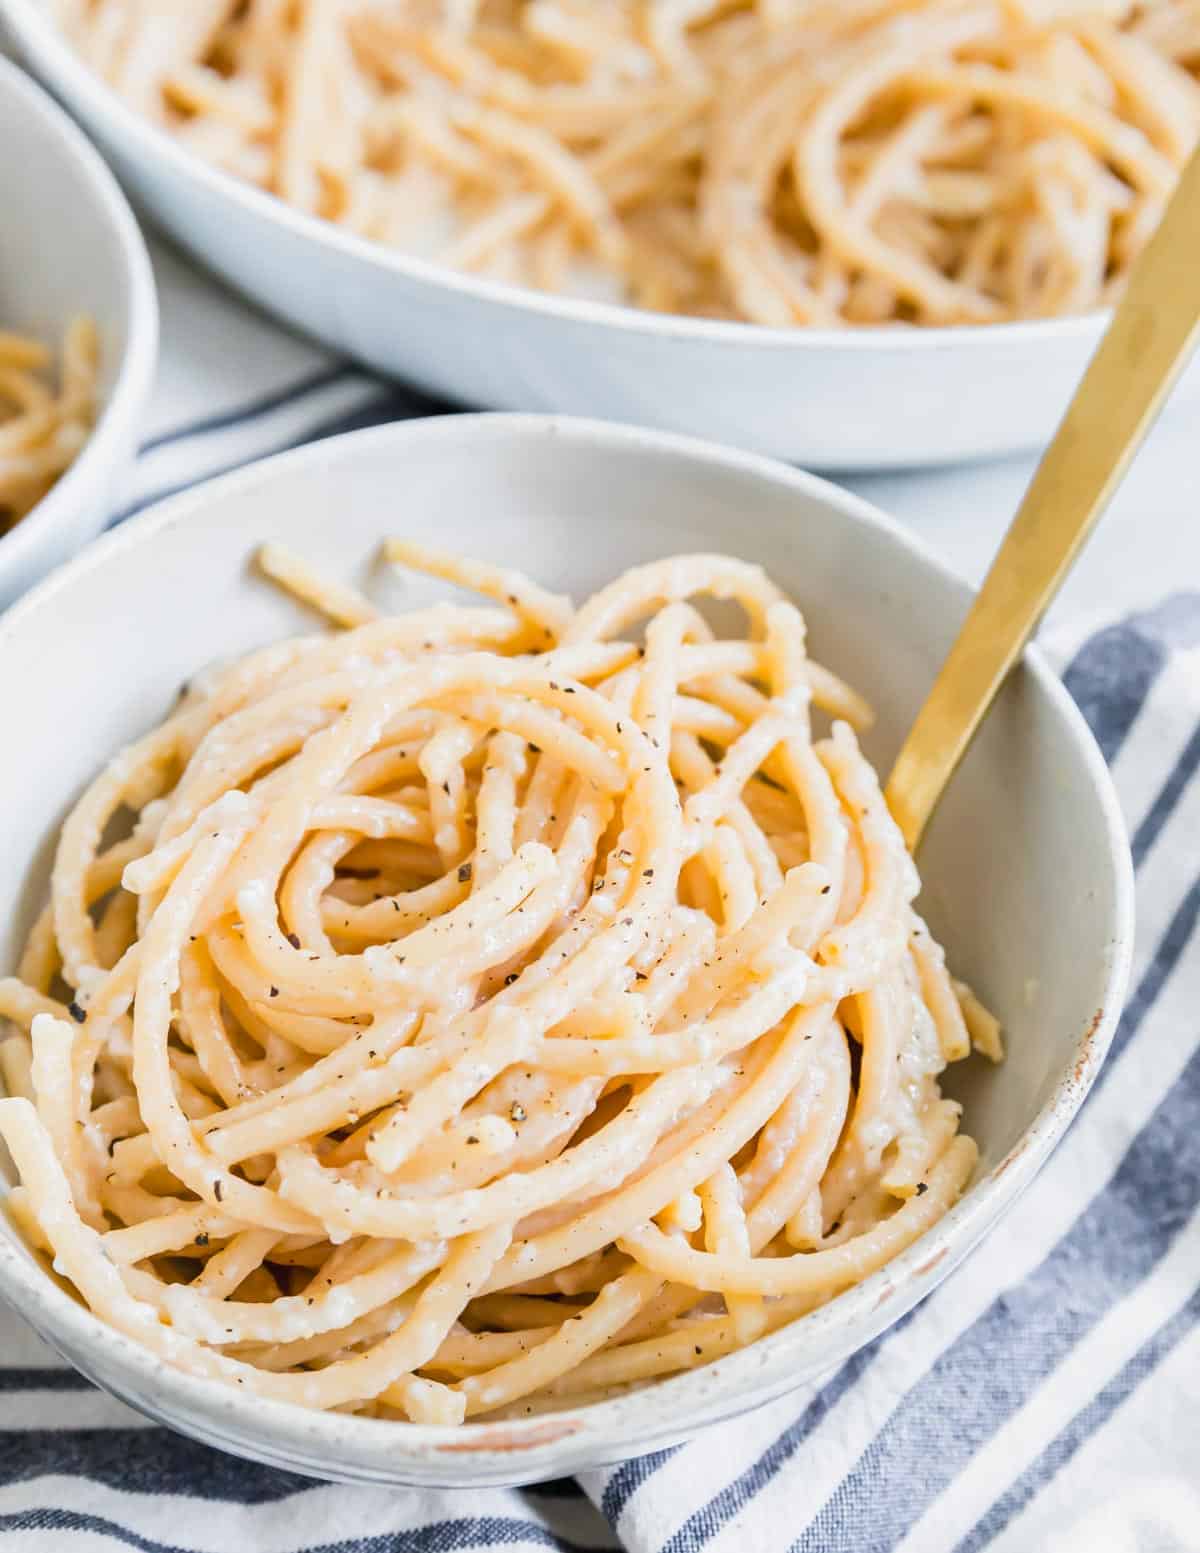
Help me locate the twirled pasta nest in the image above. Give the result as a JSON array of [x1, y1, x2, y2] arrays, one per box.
[[0, 543, 1000, 1422]]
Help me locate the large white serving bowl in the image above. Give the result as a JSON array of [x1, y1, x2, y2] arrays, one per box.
[[0, 54, 156, 607], [0, 416, 1133, 1487], [4, 0, 1189, 471]]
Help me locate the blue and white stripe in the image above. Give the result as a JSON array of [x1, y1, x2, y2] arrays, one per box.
[[1, 237, 1198, 1553]]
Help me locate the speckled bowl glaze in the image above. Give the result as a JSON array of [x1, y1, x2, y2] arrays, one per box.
[[0, 416, 1133, 1487]]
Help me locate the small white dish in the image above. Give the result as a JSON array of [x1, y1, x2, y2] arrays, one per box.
[[5, 0, 1193, 471], [0, 414, 1133, 1487], [0, 53, 157, 608]]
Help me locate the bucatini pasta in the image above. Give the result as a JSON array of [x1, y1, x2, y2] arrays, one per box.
[[50, 0, 1200, 324], [0, 543, 1001, 1423], [0, 319, 98, 533]]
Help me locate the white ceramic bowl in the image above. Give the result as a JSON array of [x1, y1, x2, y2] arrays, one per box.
[[0, 54, 156, 608], [5, 0, 1193, 472], [0, 415, 1132, 1487]]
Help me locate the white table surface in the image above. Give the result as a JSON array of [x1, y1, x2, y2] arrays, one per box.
[[845, 405, 1198, 624]]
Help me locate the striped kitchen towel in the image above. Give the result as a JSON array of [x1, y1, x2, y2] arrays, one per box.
[[2, 240, 1199, 1553]]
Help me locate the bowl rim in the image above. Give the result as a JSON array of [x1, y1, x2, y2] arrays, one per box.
[[1, 0, 1109, 358], [0, 412, 1135, 1473], [0, 51, 158, 587]]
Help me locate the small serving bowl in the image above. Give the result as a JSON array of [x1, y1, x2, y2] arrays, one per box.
[[0, 415, 1133, 1487], [6, 0, 1197, 470], [0, 54, 156, 608]]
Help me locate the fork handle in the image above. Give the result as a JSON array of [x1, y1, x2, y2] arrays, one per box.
[[885, 143, 1200, 852]]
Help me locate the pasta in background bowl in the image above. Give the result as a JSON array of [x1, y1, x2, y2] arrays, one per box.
[[0, 319, 99, 536], [33, 1, 1200, 325], [0, 54, 156, 606], [3, 0, 1199, 467], [0, 415, 1133, 1485]]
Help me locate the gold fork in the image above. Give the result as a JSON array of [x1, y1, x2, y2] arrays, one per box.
[[886, 143, 1200, 851]]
